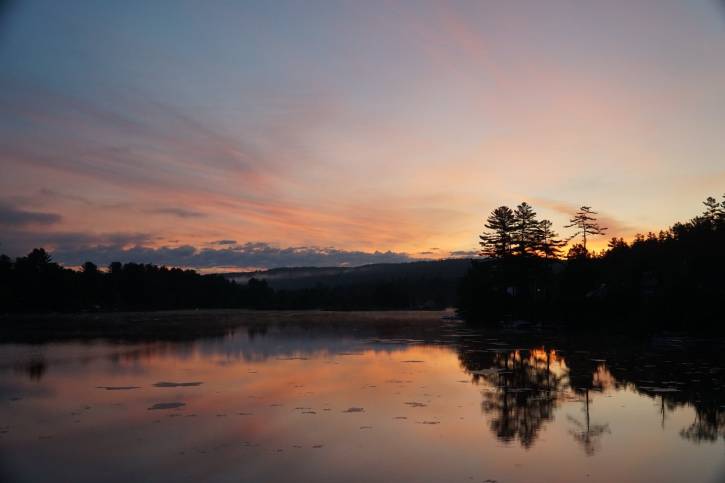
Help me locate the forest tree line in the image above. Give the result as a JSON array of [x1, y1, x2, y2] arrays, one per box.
[[0, 251, 457, 313], [1, 194, 724, 330], [459, 194, 725, 330]]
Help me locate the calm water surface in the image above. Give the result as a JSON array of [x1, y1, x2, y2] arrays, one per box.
[[1, 311, 724, 482]]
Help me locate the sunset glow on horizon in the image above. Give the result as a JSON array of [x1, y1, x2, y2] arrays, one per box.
[[2, 0, 724, 269]]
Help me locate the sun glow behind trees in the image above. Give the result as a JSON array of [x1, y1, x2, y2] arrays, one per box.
[[479, 202, 578, 260], [461, 194, 725, 327]]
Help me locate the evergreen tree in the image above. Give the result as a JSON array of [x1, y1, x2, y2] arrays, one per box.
[[565, 206, 607, 251], [566, 243, 588, 260], [512, 202, 541, 256], [81, 261, 98, 274], [702, 195, 724, 226], [479, 206, 516, 258], [703, 196, 720, 221], [26, 248, 53, 269], [538, 219, 565, 258], [607, 237, 628, 250]]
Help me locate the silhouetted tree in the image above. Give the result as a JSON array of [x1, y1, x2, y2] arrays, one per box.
[[0, 253, 11, 309], [24, 248, 52, 270], [479, 206, 516, 258], [703, 196, 719, 219], [566, 243, 588, 260], [538, 219, 565, 259], [565, 206, 607, 251], [512, 202, 541, 256], [81, 261, 98, 274], [461, 194, 725, 329], [607, 237, 627, 250], [702, 195, 724, 226], [0, 249, 466, 313]]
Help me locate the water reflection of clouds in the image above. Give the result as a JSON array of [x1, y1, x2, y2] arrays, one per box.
[[0, 380, 56, 400], [195, 335, 413, 365], [1, 323, 724, 459], [1, 326, 420, 383]]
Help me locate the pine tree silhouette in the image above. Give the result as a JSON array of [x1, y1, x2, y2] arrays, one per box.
[[565, 206, 607, 251]]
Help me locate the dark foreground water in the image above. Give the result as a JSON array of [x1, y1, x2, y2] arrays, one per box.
[[1, 311, 724, 483]]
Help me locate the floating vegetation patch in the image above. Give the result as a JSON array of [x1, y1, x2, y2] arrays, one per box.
[[148, 402, 186, 410], [342, 407, 365, 413], [96, 386, 140, 391], [153, 381, 202, 388]]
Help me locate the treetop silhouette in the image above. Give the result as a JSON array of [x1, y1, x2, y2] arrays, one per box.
[[461, 194, 725, 329], [513, 202, 541, 256], [702, 195, 725, 224], [479, 202, 566, 260], [538, 219, 566, 259], [564, 206, 607, 251], [480, 206, 516, 258]]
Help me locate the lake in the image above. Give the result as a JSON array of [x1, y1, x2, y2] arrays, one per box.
[[0, 310, 723, 482]]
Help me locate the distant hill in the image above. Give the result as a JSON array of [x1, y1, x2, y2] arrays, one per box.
[[222, 258, 475, 290]]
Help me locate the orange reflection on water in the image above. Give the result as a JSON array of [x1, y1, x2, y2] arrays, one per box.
[[0, 331, 723, 483]]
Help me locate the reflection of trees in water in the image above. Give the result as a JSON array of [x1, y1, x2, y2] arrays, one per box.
[[463, 348, 568, 448], [601, 342, 725, 445], [680, 406, 725, 443], [459, 335, 725, 451], [14, 358, 47, 381], [566, 356, 612, 455], [567, 387, 610, 456], [459, 345, 616, 453]]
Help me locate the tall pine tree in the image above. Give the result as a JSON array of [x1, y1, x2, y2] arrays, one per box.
[[512, 202, 541, 256], [565, 206, 607, 251], [479, 206, 516, 258], [538, 219, 565, 258]]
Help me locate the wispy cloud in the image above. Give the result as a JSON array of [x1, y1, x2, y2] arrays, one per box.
[[1, 1, 723, 259], [0, 201, 61, 226], [144, 207, 207, 219], [0, 229, 155, 255], [211, 240, 237, 245], [0, 221, 411, 269]]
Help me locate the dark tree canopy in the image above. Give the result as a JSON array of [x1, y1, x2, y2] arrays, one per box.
[[702, 195, 724, 223], [480, 206, 516, 258], [480, 202, 551, 259], [0, 252, 461, 313], [460, 195, 725, 331], [512, 202, 541, 256], [480, 203, 566, 260], [538, 219, 565, 259], [565, 206, 607, 251]]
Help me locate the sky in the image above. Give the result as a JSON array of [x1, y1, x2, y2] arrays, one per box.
[[1, 0, 724, 270]]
